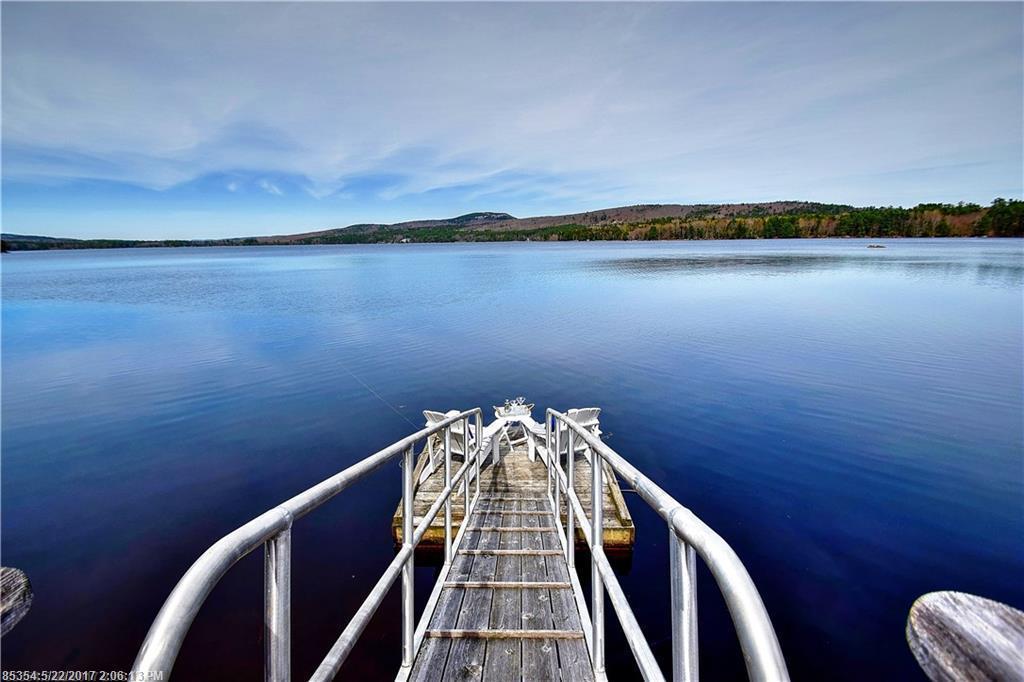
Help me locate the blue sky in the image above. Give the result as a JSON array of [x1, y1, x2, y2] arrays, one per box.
[[2, 2, 1022, 240]]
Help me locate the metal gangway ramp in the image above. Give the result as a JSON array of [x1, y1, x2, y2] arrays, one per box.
[[408, 491, 592, 681], [133, 407, 790, 681]]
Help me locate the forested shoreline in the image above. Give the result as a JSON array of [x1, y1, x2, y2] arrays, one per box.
[[3, 199, 1021, 251]]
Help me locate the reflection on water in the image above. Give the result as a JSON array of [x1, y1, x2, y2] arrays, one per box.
[[590, 244, 1023, 288], [1, 239, 1021, 680]]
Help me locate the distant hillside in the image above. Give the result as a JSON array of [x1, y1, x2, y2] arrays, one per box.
[[3, 199, 1021, 251], [262, 202, 850, 243], [1, 234, 81, 244], [273, 211, 517, 241]]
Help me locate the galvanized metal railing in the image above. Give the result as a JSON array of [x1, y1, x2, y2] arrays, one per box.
[[132, 407, 486, 681], [541, 409, 790, 682]]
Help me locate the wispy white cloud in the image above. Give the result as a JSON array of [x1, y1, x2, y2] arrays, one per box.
[[258, 179, 283, 196], [1, 2, 1021, 238]]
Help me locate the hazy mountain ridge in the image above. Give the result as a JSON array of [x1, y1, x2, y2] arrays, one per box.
[[266, 202, 850, 242]]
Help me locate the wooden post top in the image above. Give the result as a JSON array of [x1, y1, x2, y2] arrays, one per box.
[[1, 567, 33, 637], [907, 590, 1024, 682]]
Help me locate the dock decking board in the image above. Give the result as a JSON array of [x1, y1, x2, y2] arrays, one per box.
[[404, 452, 599, 681], [522, 499, 563, 681], [483, 501, 523, 682]]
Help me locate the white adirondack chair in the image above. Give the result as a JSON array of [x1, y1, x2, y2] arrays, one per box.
[[421, 410, 477, 484], [555, 407, 602, 463]]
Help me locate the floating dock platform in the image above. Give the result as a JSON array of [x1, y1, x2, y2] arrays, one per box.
[[392, 439, 635, 552]]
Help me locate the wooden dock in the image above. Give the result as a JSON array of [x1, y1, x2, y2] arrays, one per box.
[[392, 418, 633, 679], [392, 439, 635, 552], [132, 404, 792, 681]]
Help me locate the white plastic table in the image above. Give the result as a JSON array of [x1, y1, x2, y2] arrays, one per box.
[[487, 406, 549, 465]]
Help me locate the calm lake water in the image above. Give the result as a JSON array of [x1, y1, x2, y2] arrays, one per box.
[[2, 239, 1022, 680]]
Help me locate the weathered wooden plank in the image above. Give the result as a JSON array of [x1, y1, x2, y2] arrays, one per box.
[[458, 549, 562, 556], [470, 526, 557, 532], [441, 506, 502, 681], [409, 560, 471, 678], [409, 511, 493, 681], [477, 496, 547, 501], [907, 591, 1024, 682], [0, 567, 33, 637], [427, 629, 584, 640], [483, 503, 522, 682], [522, 499, 562, 681], [602, 460, 630, 528], [542, 530, 594, 681], [409, 635, 450, 681], [444, 581, 571, 589], [472, 511, 552, 516], [479, 488, 550, 492]]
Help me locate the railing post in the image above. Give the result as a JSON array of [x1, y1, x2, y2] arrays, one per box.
[[591, 452, 605, 674], [546, 415, 552, 502], [401, 445, 415, 668], [444, 425, 453, 565], [671, 531, 699, 682], [566, 428, 575, 567], [475, 412, 482, 501], [554, 417, 561, 525], [463, 417, 470, 519], [264, 525, 291, 682]]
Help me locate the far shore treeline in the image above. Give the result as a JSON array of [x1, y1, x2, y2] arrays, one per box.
[[3, 199, 1022, 252]]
